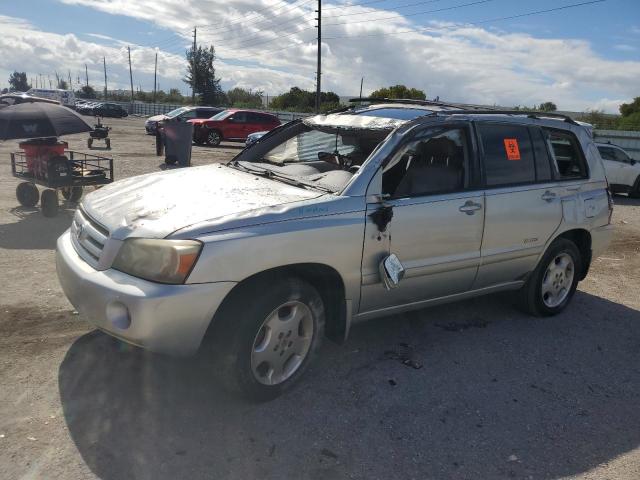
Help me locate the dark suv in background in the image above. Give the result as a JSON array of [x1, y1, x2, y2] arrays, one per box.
[[190, 109, 280, 146], [92, 103, 128, 118]]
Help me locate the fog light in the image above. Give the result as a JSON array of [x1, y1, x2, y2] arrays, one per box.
[[106, 301, 131, 330]]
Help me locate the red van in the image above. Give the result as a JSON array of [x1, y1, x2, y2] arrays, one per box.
[[189, 109, 280, 146]]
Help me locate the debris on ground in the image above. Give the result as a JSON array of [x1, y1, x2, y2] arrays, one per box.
[[384, 343, 423, 369], [435, 318, 488, 332]]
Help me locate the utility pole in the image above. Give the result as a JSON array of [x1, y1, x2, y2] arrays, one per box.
[[153, 51, 158, 103], [48, 75, 52, 89], [84, 64, 89, 87], [359, 77, 364, 100], [315, 0, 321, 113], [103, 57, 108, 100], [128, 46, 134, 102], [191, 27, 197, 104], [68, 70, 72, 91]]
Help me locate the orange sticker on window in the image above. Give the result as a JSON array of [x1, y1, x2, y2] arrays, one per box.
[[504, 138, 521, 160]]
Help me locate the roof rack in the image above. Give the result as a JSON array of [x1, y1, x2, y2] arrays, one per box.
[[348, 97, 477, 110], [442, 109, 579, 125]]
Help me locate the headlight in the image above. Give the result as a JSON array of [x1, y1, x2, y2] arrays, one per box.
[[112, 238, 202, 284]]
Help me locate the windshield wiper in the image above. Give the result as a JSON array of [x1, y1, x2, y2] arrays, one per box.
[[232, 161, 335, 193]]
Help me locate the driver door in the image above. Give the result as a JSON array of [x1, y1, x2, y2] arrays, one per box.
[[359, 124, 484, 314]]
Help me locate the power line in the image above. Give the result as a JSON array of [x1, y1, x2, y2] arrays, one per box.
[[324, 0, 494, 28], [197, 0, 301, 30], [324, 0, 606, 38], [198, 0, 315, 34], [323, 0, 391, 11], [324, 0, 446, 18]]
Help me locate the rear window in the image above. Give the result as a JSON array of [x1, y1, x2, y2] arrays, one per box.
[[478, 124, 535, 186], [544, 129, 588, 179]]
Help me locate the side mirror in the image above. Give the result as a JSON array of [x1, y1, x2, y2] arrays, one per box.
[[379, 254, 405, 290]]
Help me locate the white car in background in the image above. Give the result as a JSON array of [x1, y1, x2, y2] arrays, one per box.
[[596, 142, 640, 197]]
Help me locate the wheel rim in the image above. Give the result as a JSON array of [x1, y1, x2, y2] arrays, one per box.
[[541, 253, 575, 308], [208, 131, 220, 144], [250, 301, 314, 386]]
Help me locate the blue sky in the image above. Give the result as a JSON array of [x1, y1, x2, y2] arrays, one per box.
[[1, 0, 638, 111]]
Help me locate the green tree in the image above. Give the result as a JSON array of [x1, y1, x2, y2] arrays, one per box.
[[8, 71, 30, 92], [538, 101, 557, 112], [369, 84, 426, 100], [57, 79, 68, 90], [620, 97, 640, 117], [618, 111, 640, 131], [227, 87, 263, 108], [270, 87, 340, 112], [76, 85, 97, 99], [184, 45, 224, 106]]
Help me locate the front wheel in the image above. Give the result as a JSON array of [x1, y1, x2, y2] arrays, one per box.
[[206, 130, 222, 146], [16, 182, 39, 207], [518, 238, 582, 316], [213, 276, 325, 401]]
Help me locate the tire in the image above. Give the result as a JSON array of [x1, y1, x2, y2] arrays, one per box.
[[61, 186, 83, 202], [206, 130, 222, 146], [629, 177, 640, 198], [16, 182, 39, 207], [518, 238, 582, 316], [41, 189, 59, 217], [212, 275, 325, 401]]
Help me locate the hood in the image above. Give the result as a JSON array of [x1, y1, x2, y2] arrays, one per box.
[[81, 164, 322, 239], [146, 114, 168, 123]]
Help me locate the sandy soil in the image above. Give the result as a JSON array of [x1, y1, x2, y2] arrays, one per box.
[[0, 115, 639, 480]]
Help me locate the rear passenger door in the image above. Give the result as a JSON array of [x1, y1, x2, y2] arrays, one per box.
[[474, 123, 563, 289]]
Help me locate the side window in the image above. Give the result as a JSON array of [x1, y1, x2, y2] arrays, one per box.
[[382, 127, 470, 198], [196, 110, 211, 118], [613, 147, 631, 163], [543, 129, 588, 179], [180, 110, 197, 120], [231, 112, 248, 123], [598, 146, 616, 161], [477, 124, 535, 186], [531, 127, 552, 182]]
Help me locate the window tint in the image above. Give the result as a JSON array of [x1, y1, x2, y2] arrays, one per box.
[[544, 129, 588, 179], [231, 112, 248, 123], [382, 127, 469, 197], [180, 110, 197, 119], [598, 146, 617, 161], [531, 127, 552, 182], [478, 124, 535, 186], [613, 147, 631, 162], [196, 109, 215, 118]]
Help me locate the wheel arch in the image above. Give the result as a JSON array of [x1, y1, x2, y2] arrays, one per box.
[[552, 228, 592, 280], [205, 263, 350, 347]]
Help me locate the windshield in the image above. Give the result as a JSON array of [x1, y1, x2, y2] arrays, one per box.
[[233, 125, 388, 193], [209, 110, 233, 121], [166, 107, 189, 118]]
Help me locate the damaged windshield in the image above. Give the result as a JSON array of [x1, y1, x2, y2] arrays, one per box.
[[232, 125, 388, 193]]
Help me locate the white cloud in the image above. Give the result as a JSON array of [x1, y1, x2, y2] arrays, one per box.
[[2, 1, 639, 113], [614, 44, 637, 52]]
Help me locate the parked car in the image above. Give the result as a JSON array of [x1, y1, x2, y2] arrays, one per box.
[[92, 103, 128, 118], [76, 101, 101, 115], [56, 101, 613, 400], [145, 106, 223, 134], [597, 142, 640, 197], [246, 130, 268, 147], [190, 109, 280, 146]]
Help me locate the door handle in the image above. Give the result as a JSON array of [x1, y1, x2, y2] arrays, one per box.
[[541, 191, 557, 202], [459, 200, 482, 215]]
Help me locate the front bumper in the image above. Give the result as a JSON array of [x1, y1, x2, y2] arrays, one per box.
[[56, 230, 236, 356]]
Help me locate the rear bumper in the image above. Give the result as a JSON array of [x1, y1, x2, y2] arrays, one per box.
[[591, 224, 614, 259], [56, 230, 236, 356]]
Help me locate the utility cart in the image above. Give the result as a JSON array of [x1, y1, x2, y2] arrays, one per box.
[[88, 118, 111, 149], [11, 144, 113, 217]]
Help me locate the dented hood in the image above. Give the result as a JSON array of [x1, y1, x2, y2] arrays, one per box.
[[81, 164, 321, 239]]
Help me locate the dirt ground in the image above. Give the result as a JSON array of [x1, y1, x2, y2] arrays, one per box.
[[1, 115, 639, 480]]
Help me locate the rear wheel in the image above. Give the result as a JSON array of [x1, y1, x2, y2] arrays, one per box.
[[41, 189, 59, 217], [212, 276, 325, 401], [207, 130, 222, 146], [16, 182, 39, 207], [518, 238, 581, 316]]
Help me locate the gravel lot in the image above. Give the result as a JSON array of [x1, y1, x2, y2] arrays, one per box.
[[1, 115, 639, 480]]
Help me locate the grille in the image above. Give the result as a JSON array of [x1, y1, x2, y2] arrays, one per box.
[[71, 209, 109, 266]]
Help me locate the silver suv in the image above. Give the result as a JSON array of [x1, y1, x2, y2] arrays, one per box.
[[56, 101, 613, 399]]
